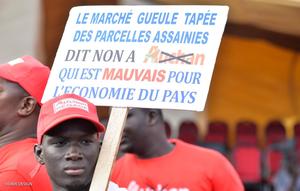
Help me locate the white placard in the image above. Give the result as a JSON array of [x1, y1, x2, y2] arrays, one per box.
[[42, 5, 229, 111]]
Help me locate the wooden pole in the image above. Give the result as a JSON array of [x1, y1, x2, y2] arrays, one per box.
[[89, 107, 129, 191]]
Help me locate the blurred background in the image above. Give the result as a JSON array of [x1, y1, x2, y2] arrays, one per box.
[[1, 0, 300, 190]]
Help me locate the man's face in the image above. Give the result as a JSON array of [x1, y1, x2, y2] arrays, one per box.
[[120, 108, 149, 154], [0, 78, 26, 132], [40, 119, 100, 190]]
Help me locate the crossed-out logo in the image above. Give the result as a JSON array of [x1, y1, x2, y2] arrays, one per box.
[[128, 181, 189, 191], [144, 46, 205, 66]]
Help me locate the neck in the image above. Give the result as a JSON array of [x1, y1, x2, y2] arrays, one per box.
[[0, 120, 36, 148], [0, 131, 35, 148], [137, 137, 174, 159]]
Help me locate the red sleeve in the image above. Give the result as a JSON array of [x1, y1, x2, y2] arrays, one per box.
[[211, 154, 245, 191], [0, 171, 33, 191]]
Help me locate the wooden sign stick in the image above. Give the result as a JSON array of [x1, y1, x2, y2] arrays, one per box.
[[89, 107, 129, 191]]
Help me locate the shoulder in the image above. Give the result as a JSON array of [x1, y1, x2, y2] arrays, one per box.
[[115, 153, 136, 164], [112, 154, 136, 178], [170, 139, 226, 159], [0, 139, 37, 170], [0, 139, 43, 181], [0, 139, 36, 157]]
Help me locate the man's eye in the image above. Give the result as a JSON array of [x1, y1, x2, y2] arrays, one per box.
[[81, 140, 92, 145], [53, 140, 66, 146]]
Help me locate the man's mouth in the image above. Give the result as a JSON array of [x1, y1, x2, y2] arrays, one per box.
[[64, 167, 85, 176]]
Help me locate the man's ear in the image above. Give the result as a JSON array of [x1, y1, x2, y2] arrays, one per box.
[[148, 109, 160, 126], [34, 144, 45, 165], [18, 96, 38, 116]]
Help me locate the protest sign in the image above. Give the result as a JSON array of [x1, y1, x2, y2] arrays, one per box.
[[41, 5, 228, 191], [42, 5, 228, 112]]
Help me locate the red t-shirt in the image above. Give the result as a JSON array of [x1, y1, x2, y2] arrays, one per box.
[[0, 138, 52, 191], [112, 139, 244, 191]]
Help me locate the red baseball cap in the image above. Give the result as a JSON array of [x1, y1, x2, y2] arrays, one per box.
[[0, 55, 50, 105], [37, 93, 105, 143]]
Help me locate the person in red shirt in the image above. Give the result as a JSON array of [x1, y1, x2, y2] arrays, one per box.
[[112, 108, 244, 191], [0, 56, 52, 190], [34, 93, 126, 191]]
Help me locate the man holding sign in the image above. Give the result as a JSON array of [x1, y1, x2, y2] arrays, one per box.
[[111, 108, 244, 191], [34, 93, 126, 191], [41, 5, 236, 191]]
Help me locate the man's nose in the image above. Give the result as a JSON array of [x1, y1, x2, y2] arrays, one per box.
[[65, 144, 83, 161]]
